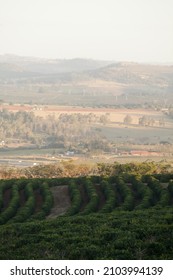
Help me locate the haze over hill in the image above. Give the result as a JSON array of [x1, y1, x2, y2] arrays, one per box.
[[0, 54, 111, 75], [0, 55, 173, 106]]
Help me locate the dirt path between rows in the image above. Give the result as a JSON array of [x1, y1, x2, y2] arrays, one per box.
[[47, 185, 71, 218]]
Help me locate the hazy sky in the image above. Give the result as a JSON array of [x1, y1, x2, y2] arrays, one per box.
[[0, 0, 172, 62]]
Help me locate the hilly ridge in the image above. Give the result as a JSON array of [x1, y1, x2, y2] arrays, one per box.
[[0, 55, 173, 106], [0, 55, 111, 75]]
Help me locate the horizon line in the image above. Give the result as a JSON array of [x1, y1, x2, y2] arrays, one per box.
[[0, 53, 173, 65]]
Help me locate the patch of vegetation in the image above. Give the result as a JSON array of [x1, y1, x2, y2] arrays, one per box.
[[0, 171, 173, 259], [0, 109, 110, 152], [0, 208, 173, 260]]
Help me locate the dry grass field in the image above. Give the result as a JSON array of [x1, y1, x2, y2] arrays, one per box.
[[2, 103, 173, 132], [2, 104, 171, 123]]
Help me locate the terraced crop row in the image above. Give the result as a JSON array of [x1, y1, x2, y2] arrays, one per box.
[[0, 175, 173, 224], [0, 179, 54, 225], [66, 176, 173, 215]]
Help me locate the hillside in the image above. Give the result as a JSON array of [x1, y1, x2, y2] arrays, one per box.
[[90, 62, 173, 84], [0, 173, 173, 259], [0, 55, 110, 75], [0, 55, 173, 106]]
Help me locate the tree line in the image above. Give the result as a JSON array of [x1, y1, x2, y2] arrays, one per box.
[[0, 109, 110, 152]]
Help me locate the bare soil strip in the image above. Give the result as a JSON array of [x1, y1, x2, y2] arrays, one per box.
[[47, 185, 71, 218]]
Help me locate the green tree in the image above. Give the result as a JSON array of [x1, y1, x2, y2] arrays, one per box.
[[124, 114, 132, 124]]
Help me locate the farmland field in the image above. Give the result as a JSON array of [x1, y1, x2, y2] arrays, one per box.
[[99, 125, 173, 144], [1, 104, 173, 158], [0, 174, 173, 259], [1, 104, 171, 124], [1, 37, 173, 262]]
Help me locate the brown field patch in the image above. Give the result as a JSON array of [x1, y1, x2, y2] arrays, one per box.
[[2, 104, 172, 127], [47, 185, 71, 218]]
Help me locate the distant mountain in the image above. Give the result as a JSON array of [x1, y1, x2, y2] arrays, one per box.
[[0, 62, 38, 78], [0, 55, 172, 84], [0, 55, 111, 74], [88, 62, 173, 85], [0, 55, 173, 106]]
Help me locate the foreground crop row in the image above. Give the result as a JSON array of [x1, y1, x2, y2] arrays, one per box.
[[0, 174, 173, 224], [0, 208, 173, 259]]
